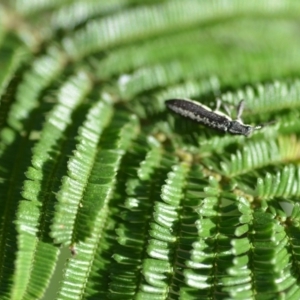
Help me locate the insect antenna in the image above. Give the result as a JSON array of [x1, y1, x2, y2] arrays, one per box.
[[254, 120, 276, 130]]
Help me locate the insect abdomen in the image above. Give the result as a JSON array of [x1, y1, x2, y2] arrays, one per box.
[[166, 99, 231, 132]]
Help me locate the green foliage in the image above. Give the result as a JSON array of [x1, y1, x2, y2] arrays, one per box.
[[1, 1, 300, 299]]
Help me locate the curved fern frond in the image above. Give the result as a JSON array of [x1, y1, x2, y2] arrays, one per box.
[[0, 36, 29, 100], [218, 139, 281, 177], [0, 47, 67, 299], [249, 212, 295, 298], [50, 100, 114, 245], [221, 79, 300, 118], [217, 133, 300, 179], [13, 71, 92, 300], [62, 0, 300, 59], [51, 1, 131, 30], [256, 165, 300, 200]]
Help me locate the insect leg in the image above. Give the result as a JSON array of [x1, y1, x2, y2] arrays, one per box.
[[236, 100, 245, 120], [215, 98, 222, 111], [223, 104, 231, 117], [215, 98, 231, 116]]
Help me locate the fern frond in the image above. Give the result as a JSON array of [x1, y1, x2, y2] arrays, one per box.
[[51, 1, 129, 30], [51, 100, 114, 245], [62, 0, 300, 59], [138, 137, 163, 181], [248, 212, 295, 298], [13, 72, 92, 300], [0, 37, 29, 100], [109, 148, 176, 298], [256, 165, 300, 200], [0, 47, 68, 299], [221, 79, 300, 118], [6, 47, 66, 132], [218, 139, 280, 177], [136, 163, 190, 298]]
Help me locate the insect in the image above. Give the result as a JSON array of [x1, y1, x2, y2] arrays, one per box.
[[165, 98, 266, 136]]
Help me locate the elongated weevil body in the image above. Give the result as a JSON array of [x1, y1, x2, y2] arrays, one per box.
[[165, 98, 266, 136]]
